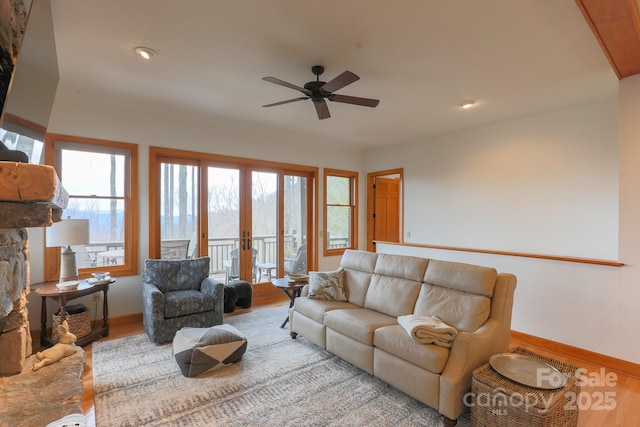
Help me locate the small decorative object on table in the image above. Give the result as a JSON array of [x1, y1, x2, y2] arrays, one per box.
[[471, 347, 580, 427], [56, 280, 79, 291], [90, 272, 111, 284]]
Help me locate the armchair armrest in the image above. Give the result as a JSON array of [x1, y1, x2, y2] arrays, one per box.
[[142, 281, 164, 306], [438, 318, 511, 420], [142, 281, 165, 326], [201, 277, 224, 299], [200, 277, 224, 316]]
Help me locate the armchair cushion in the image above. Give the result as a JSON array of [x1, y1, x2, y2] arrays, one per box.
[[164, 290, 217, 318]]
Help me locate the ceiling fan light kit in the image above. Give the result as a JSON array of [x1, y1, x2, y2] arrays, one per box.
[[262, 65, 380, 120]]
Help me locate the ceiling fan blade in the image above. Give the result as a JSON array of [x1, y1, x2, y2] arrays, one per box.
[[328, 94, 380, 107], [321, 71, 360, 94], [314, 99, 331, 120], [262, 77, 312, 95], [262, 97, 308, 107]]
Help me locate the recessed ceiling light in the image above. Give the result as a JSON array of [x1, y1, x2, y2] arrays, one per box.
[[459, 100, 476, 109], [133, 46, 157, 60]]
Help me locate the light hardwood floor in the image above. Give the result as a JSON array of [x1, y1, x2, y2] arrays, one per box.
[[78, 296, 639, 427]]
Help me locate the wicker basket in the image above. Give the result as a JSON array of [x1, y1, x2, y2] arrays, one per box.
[[53, 306, 91, 341], [471, 347, 580, 427]]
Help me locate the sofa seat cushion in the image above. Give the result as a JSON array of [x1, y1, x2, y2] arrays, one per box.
[[293, 297, 359, 324], [373, 325, 450, 373], [324, 308, 396, 345], [165, 290, 214, 319]]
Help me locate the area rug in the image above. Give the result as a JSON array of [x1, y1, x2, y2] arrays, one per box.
[[92, 306, 471, 426]]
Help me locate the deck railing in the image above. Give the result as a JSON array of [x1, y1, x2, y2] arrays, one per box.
[[83, 234, 349, 276]]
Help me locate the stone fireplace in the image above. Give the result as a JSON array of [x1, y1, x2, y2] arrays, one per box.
[[0, 161, 67, 375]]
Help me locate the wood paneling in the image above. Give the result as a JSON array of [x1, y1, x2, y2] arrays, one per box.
[[577, 0, 640, 79]]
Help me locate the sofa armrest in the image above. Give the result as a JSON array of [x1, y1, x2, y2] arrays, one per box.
[[438, 318, 510, 420], [300, 284, 310, 297]]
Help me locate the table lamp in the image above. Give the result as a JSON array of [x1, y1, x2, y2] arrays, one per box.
[[46, 219, 90, 283]]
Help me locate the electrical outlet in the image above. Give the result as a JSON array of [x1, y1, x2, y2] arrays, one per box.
[[406, 231, 411, 238]]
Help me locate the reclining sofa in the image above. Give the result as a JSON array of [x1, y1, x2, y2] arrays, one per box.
[[289, 250, 517, 425]]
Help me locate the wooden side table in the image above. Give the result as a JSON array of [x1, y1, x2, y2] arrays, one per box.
[[271, 278, 307, 328], [32, 279, 113, 347]]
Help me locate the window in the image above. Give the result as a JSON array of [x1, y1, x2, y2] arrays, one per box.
[[44, 134, 138, 279], [0, 114, 46, 164], [324, 168, 357, 256]]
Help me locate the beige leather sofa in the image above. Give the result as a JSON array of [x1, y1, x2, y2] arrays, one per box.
[[289, 250, 517, 425]]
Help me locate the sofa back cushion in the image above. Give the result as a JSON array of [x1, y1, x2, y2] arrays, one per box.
[[143, 257, 210, 293], [414, 259, 497, 332], [340, 250, 378, 306], [363, 253, 427, 317], [423, 259, 497, 297]]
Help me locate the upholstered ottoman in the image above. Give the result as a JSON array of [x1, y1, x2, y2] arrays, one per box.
[[228, 280, 252, 309], [223, 284, 238, 313], [173, 324, 247, 377]]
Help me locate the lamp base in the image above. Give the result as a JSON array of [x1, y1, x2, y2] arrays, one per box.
[[59, 246, 79, 283]]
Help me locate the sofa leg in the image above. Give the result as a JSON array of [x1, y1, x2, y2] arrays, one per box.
[[290, 331, 297, 339], [442, 416, 457, 426]]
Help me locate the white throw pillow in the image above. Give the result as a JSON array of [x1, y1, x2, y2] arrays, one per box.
[[308, 269, 346, 301]]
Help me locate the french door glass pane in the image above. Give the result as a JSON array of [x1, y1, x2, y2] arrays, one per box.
[[284, 175, 307, 275], [207, 167, 240, 283], [252, 171, 277, 283], [160, 163, 198, 260]]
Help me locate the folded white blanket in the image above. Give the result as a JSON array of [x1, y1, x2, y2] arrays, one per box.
[[397, 314, 458, 348]]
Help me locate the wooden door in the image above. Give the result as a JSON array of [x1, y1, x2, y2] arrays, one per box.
[[373, 177, 400, 243]]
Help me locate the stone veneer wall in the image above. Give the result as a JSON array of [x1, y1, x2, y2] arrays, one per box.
[[0, 228, 31, 375], [0, 161, 68, 376]]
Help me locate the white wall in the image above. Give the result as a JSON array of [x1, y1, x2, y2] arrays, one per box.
[[27, 93, 367, 328], [367, 100, 619, 259], [368, 98, 640, 364]]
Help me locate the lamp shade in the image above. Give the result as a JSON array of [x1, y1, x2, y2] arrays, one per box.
[[46, 219, 90, 247]]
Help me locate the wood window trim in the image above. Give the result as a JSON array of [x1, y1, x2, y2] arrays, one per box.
[[44, 134, 139, 280], [324, 168, 358, 257]]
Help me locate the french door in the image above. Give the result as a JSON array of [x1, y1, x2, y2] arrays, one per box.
[[150, 148, 315, 285]]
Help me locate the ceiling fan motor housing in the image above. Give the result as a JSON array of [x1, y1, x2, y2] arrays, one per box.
[[304, 80, 328, 102]]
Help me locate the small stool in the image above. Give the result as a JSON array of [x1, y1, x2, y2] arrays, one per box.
[[173, 324, 247, 377], [223, 285, 238, 313], [228, 280, 252, 309]]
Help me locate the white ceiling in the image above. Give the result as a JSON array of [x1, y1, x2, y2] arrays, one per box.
[[49, 0, 618, 149]]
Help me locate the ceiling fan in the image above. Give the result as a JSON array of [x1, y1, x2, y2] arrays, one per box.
[[262, 65, 380, 120]]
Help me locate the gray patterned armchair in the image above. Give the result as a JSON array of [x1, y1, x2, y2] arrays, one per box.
[[142, 257, 224, 343]]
